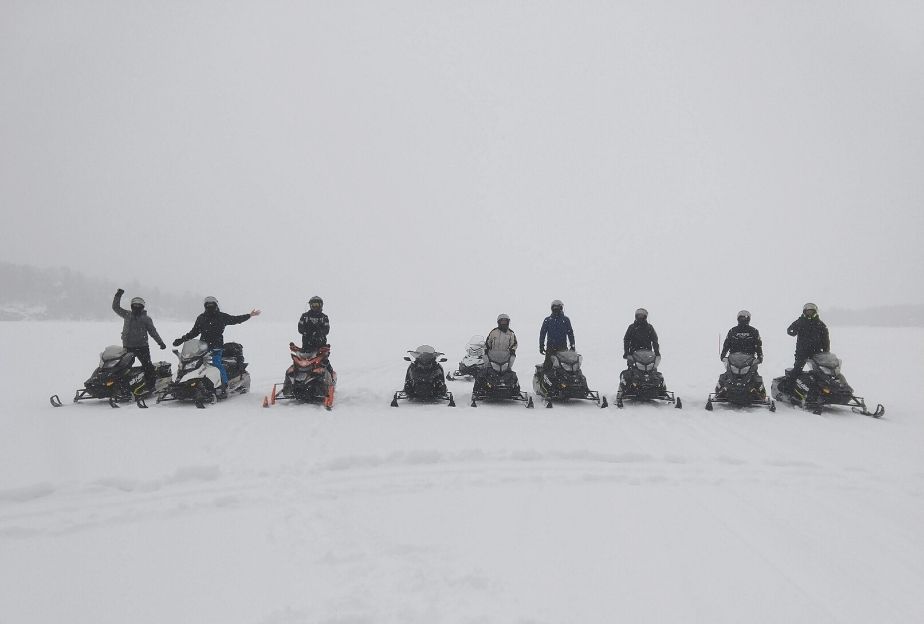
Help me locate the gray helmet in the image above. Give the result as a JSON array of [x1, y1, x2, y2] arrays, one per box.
[[497, 313, 510, 324], [635, 308, 648, 320], [203, 296, 219, 310], [130, 297, 146, 307], [551, 299, 563, 309], [803, 302, 818, 317], [737, 309, 751, 322]]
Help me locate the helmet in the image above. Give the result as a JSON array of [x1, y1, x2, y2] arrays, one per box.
[[203, 296, 219, 310], [130, 297, 146, 307], [497, 313, 510, 324], [737, 309, 751, 323], [308, 296, 323, 311], [635, 308, 648, 320], [803, 302, 818, 317], [550, 299, 564, 310]]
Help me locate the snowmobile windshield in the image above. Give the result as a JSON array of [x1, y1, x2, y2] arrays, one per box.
[[632, 350, 657, 371], [555, 350, 582, 372], [180, 340, 210, 361], [811, 352, 841, 376], [410, 346, 443, 367], [728, 352, 755, 375], [487, 349, 512, 372], [466, 336, 486, 351], [100, 346, 131, 368]]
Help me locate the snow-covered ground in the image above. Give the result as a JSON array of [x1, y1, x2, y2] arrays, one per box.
[[1, 320, 922, 623]]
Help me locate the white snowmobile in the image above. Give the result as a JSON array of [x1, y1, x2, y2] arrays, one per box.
[[157, 340, 251, 408], [447, 335, 487, 381]]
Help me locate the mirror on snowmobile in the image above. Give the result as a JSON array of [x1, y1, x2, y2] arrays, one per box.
[[439, 358, 447, 363], [403, 356, 411, 362]]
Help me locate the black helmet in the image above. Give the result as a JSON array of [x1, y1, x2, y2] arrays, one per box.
[[737, 309, 751, 323], [635, 308, 648, 321], [308, 296, 323, 311]]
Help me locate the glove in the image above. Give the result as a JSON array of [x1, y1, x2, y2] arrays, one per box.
[[757, 355, 763, 363], [720, 354, 725, 361], [622, 353, 628, 359], [159, 343, 166, 350], [116, 288, 124, 296], [569, 345, 575, 351], [539, 347, 545, 355], [172, 338, 183, 347]]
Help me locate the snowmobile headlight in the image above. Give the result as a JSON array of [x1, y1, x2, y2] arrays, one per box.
[[730, 365, 750, 375]]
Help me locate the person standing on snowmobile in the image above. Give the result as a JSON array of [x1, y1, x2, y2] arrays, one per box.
[[539, 300, 575, 370], [781, 303, 829, 389], [298, 296, 334, 374], [623, 308, 660, 366], [173, 296, 260, 397], [486, 314, 518, 356], [298, 296, 330, 351], [720, 310, 763, 364], [112, 289, 167, 392]]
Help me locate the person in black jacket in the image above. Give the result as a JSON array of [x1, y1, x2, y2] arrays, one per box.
[[174, 296, 261, 395], [781, 302, 830, 389], [298, 295, 334, 374], [623, 308, 660, 367], [298, 296, 330, 351], [720, 310, 763, 364]]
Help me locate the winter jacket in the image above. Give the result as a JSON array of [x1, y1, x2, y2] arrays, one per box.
[[486, 327, 518, 353], [721, 323, 763, 359], [624, 320, 659, 356], [787, 315, 830, 356], [540, 314, 574, 351], [178, 309, 251, 349], [298, 310, 330, 348], [112, 292, 165, 348]]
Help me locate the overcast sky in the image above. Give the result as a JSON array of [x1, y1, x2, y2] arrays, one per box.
[[1, 0, 922, 326]]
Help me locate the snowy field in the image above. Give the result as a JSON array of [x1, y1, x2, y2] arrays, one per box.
[[1, 320, 922, 623]]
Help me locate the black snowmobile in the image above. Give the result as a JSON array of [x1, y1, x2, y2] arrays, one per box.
[[615, 349, 681, 408], [470, 349, 533, 407], [264, 343, 336, 410], [532, 350, 605, 408], [391, 345, 455, 407], [447, 335, 487, 381], [50, 345, 172, 409], [705, 353, 774, 412], [771, 352, 884, 417], [157, 340, 251, 408]]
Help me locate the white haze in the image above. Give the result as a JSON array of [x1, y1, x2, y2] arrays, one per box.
[[1, 1, 923, 329]]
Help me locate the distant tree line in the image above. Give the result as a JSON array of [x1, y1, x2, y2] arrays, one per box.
[[825, 305, 924, 328], [0, 262, 200, 321]]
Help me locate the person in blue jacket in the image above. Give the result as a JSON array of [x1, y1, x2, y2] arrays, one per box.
[[539, 299, 575, 370]]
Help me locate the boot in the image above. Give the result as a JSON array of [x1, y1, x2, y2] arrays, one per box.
[[216, 383, 228, 399]]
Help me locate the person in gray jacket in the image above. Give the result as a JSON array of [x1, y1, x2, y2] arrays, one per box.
[[112, 288, 166, 391]]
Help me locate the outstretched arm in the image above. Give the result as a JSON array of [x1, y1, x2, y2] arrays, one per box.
[[112, 289, 128, 319]]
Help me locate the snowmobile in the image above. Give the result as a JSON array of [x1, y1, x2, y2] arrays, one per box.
[[447, 335, 487, 381], [532, 350, 605, 408], [264, 343, 336, 410], [390, 345, 455, 407], [470, 349, 533, 407], [705, 353, 774, 412], [157, 340, 251, 408], [771, 352, 884, 417], [49, 345, 172, 409], [615, 349, 681, 408]]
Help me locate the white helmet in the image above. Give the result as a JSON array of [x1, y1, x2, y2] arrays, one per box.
[[497, 313, 510, 324]]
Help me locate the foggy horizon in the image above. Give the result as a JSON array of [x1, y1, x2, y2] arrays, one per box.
[[2, 1, 922, 327]]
